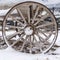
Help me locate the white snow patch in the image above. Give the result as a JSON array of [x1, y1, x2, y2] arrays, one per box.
[[0, 0, 60, 5], [41, 11, 47, 15], [0, 9, 10, 16], [0, 0, 60, 8], [52, 47, 60, 54], [55, 31, 60, 46], [0, 47, 60, 60]]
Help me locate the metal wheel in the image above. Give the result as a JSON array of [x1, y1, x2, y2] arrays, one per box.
[[3, 1, 58, 54]]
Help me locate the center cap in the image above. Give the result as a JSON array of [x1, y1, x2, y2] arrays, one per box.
[[24, 27, 33, 35]]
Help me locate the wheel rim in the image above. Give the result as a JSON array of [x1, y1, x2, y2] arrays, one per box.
[[3, 1, 58, 54]]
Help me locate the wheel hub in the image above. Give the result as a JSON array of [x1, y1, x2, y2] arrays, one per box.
[[24, 26, 33, 35]]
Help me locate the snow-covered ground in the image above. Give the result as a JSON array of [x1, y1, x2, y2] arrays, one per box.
[[0, 47, 60, 60]]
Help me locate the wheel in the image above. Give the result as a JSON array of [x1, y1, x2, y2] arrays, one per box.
[[3, 1, 58, 54]]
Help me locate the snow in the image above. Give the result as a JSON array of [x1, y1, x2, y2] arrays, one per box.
[[55, 31, 60, 46], [41, 11, 47, 15], [0, 47, 60, 60], [0, 0, 60, 8], [0, 0, 60, 5], [52, 47, 60, 54], [0, 8, 18, 16], [0, 9, 10, 16]]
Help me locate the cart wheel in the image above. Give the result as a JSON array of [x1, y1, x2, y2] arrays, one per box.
[[3, 1, 58, 54]]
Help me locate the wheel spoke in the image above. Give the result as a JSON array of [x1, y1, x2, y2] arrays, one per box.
[[12, 17, 25, 27], [34, 35, 43, 52], [34, 13, 49, 26], [41, 13, 49, 19], [32, 6, 39, 23], [16, 8, 26, 24], [36, 31, 51, 45], [36, 22, 54, 28], [38, 29, 48, 37], [35, 33, 50, 51], [20, 36, 28, 51], [34, 18, 43, 26], [32, 35, 34, 43], [29, 35, 32, 53], [30, 5, 33, 18], [37, 14, 50, 27], [34, 35, 39, 42], [35, 32, 45, 42], [6, 25, 24, 29], [7, 31, 23, 40], [11, 34, 25, 47], [33, 13, 50, 26], [27, 6, 30, 24], [45, 31, 53, 40], [17, 19, 25, 27]]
